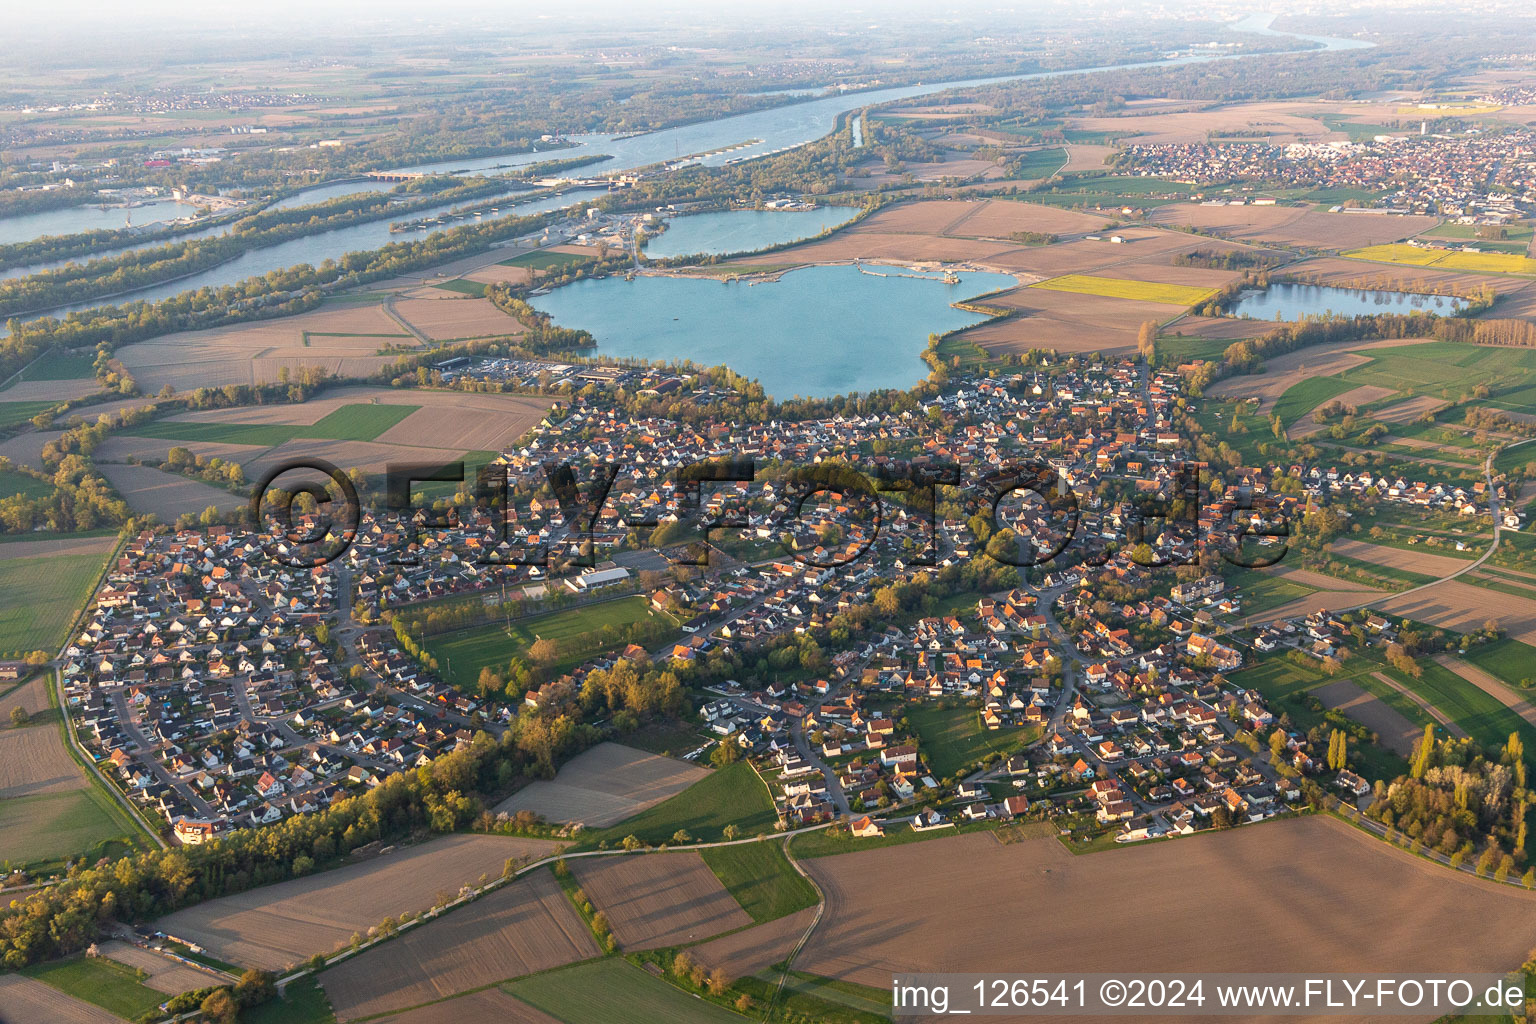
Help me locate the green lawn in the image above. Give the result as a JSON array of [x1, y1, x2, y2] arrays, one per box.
[[700, 841, 818, 923], [580, 762, 776, 847], [907, 704, 1036, 778], [0, 468, 54, 500], [0, 787, 138, 867], [22, 954, 168, 1020], [0, 546, 115, 656], [424, 595, 665, 687], [123, 403, 419, 447], [241, 976, 336, 1024], [1463, 636, 1536, 689], [0, 400, 59, 428], [504, 957, 747, 1024]]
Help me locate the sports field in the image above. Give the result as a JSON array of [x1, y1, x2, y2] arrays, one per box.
[[1343, 243, 1536, 276], [1028, 273, 1216, 305], [505, 958, 745, 1024]]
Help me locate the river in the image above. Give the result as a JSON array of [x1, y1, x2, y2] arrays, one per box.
[[2, 14, 1370, 328]]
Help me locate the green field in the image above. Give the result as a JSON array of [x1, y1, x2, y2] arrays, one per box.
[[1324, 341, 1536, 416], [0, 468, 53, 500], [1234, 572, 1321, 616], [501, 249, 592, 270], [700, 840, 818, 923], [1463, 636, 1536, 689], [432, 278, 489, 296], [424, 595, 664, 686], [241, 976, 337, 1024], [21, 954, 168, 1019], [505, 957, 746, 1023], [1380, 659, 1536, 753], [581, 762, 776, 847], [0, 400, 58, 428], [907, 704, 1036, 779], [0, 546, 115, 656], [1271, 375, 1368, 430], [4, 347, 96, 386], [0, 783, 142, 868], [1013, 147, 1068, 178], [124, 402, 420, 447], [1343, 243, 1536, 276], [1030, 274, 1215, 306]]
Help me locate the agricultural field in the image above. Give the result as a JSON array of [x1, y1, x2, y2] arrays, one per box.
[[578, 761, 778, 848], [94, 462, 246, 522], [0, 534, 115, 656], [699, 840, 819, 923], [0, 787, 137, 867], [1344, 243, 1536, 276], [0, 467, 54, 500], [370, 989, 560, 1024], [1432, 654, 1536, 732], [391, 296, 523, 341], [93, 941, 225, 995], [1312, 678, 1423, 756], [0, 718, 86, 799], [501, 249, 594, 271], [798, 816, 1536, 987], [505, 958, 746, 1024], [1028, 273, 1215, 306], [492, 742, 707, 828], [0, 973, 132, 1024], [690, 906, 818, 978], [426, 596, 666, 688], [1148, 203, 1438, 249], [569, 851, 752, 949], [907, 703, 1036, 778], [155, 835, 559, 970], [21, 954, 168, 1020], [0, 400, 59, 429], [1326, 539, 1474, 579], [1380, 579, 1536, 649], [319, 868, 597, 1021], [126, 402, 419, 446], [4, 347, 97, 384], [1463, 636, 1536, 688]]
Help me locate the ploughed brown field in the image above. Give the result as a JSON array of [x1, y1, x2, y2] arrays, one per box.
[[1312, 679, 1421, 756], [959, 287, 1170, 354], [95, 941, 225, 995], [93, 463, 246, 522], [1327, 539, 1473, 578], [1147, 203, 1439, 249], [1378, 580, 1536, 646], [367, 988, 562, 1024], [492, 742, 707, 827], [1372, 394, 1453, 424], [691, 906, 817, 978], [935, 200, 1109, 239], [0, 719, 91, 799], [0, 974, 127, 1024], [1068, 101, 1340, 145], [391, 296, 524, 341], [799, 817, 1536, 998], [157, 834, 560, 971], [320, 868, 596, 1021], [570, 851, 752, 950]]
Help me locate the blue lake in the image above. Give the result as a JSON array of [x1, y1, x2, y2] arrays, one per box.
[[643, 209, 859, 259], [1228, 283, 1467, 320], [528, 264, 1016, 398]]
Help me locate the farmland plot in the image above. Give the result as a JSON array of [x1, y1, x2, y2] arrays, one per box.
[[492, 742, 707, 827], [157, 834, 559, 971], [320, 868, 596, 1021], [569, 851, 752, 950], [0, 974, 127, 1024]]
